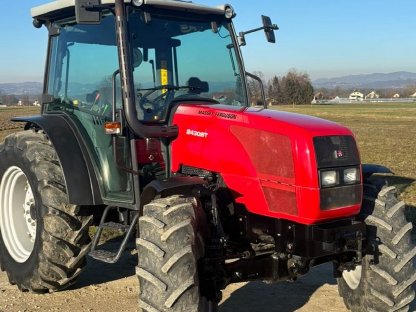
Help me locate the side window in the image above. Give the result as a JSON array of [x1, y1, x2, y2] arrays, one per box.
[[59, 42, 122, 111]]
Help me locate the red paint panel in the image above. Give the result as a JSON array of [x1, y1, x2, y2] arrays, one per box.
[[230, 126, 295, 180], [263, 186, 297, 215]]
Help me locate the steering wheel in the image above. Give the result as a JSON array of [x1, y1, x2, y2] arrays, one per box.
[[138, 88, 174, 121]]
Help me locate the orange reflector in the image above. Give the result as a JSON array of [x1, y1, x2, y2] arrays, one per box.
[[104, 122, 121, 135]]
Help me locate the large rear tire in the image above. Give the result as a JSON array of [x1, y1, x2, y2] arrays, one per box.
[[0, 131, 92, 292], [338, 179, 416, 311], [136, 195, 211, 312]]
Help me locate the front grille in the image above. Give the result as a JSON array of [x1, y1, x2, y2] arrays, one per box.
[[313, 135, 359, 168]]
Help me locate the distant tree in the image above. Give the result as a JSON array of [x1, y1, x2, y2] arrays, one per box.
[[266, 70, 315, 105], [21, 95, 30, 106], [403, 85, 416, 97], [281, 70, 314, 105], [1, 94, 19, 106], [267, 76, 284, 104]]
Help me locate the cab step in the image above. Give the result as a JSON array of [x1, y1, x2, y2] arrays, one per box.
[[99, 221, 130, 232], [89, 206, 139, 264], [89, 250, 119, 263]]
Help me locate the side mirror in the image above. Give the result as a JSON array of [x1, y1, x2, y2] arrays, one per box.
[[262, 15, 278, 43], [238, 16, 278, 46], [75, 0, 101, 24]]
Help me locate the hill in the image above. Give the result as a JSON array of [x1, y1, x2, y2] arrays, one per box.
[[313, 71, 416, 89], [0, 82, 42, 95]]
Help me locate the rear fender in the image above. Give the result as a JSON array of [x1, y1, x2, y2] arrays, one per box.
[[12, 115, 103, 205]]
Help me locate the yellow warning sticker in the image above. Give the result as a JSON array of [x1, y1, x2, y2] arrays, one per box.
[[160, 60, 168, 93]]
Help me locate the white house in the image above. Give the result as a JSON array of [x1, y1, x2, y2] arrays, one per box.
[[349, 90, 364, 101], [365, 91, 379, 99]]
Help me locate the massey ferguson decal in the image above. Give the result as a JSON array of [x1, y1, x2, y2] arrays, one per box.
[[198, 110, 212, 116], [186, 129, 209, 138], [216, 112, 237, 120]]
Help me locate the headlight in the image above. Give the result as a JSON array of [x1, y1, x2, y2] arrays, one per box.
[[343, 167, 360, 184], [320, 170, 339, 187]]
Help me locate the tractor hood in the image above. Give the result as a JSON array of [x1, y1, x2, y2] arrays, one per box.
[[243, 107, 350, 136], [171, 103, 361, 224]]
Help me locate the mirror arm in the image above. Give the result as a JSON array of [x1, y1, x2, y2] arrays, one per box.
[[239, 24, 278, 46], [240, 24, 278, 36]]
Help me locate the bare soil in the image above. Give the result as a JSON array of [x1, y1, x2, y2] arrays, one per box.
[[0, 242, 349, 312], [1, 243, 416, 312]]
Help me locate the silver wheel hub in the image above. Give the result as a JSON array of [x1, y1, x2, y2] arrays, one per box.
[[0, 166, 37, 263], [342, 265, 362, 290]]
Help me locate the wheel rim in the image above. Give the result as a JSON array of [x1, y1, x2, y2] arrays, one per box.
[[342, 265, 362, 290], [0, 166, 37, 263]]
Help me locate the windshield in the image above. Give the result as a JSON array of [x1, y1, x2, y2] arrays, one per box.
[[45, 8, 247, 123], [129, 9, 247, 121]]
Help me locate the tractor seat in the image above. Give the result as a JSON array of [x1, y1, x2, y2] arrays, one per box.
[[187, 77, 209, 94]]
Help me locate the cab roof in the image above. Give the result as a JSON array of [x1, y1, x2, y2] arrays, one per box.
[[31, 0, 232, 22]]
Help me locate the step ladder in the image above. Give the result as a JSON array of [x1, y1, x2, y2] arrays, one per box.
[[89, 205, 139, 263]]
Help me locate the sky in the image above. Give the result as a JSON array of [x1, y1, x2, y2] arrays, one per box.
[[0, 0, 415, 83]]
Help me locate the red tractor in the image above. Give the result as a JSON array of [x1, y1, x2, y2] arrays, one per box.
[[0, 1, 414, 311]]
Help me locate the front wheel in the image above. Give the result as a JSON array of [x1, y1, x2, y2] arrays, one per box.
[[136, 195, 211, 311], [338, 179, 416, 311]]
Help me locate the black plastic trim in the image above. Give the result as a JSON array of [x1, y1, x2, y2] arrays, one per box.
[[140, 176, 207, 211], [362, 163, 393, 179], [11, 115, 103, 206], [314, 135, 360, 169], [320, 184, 362, 211]]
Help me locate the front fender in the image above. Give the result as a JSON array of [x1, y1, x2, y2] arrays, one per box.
[[362, 164, 393, 179], [140, 176, 207, 212], [12, 114, 103, 205]]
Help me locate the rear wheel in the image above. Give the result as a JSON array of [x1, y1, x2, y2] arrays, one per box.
[[0, 130, 92, 292], [136, 195, 211, 311], [338, 179, 416, 311]]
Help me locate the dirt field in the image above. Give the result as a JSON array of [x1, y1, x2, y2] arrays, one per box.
[[0, 245, 351, 312], [1, 103, 416, 311], [0, 107, 40, 142]]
